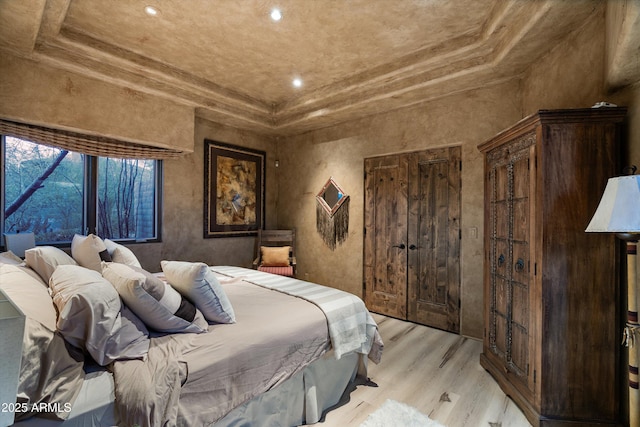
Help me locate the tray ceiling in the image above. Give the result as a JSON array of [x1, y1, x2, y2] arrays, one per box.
[[0, 0, 606, 135]]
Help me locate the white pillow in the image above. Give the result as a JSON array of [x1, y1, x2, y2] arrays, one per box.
[[161, 261, 236, 324], [71, 234, 112, 272], [25, 246, 77, 283], [50, 265, 150, 365], [102, 262, 208, 334], [104, 239, 142, 268]]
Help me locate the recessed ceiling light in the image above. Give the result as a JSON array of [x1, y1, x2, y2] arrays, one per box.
[[144, 6, 159, 16], [292, 78, 302, 88], [270, 8, 282, 21]]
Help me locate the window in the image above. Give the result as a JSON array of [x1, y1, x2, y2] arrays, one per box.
[[97, 157, 159, 240], [2, 136, 162, 245]]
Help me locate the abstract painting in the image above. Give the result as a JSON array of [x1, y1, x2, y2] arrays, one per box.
[[204, 140, 265, 237]]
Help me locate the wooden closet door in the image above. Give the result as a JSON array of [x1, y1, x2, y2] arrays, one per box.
[[407, 147, 461, 332], [364, 154, 409, 319], [364, 147, 461, 333]]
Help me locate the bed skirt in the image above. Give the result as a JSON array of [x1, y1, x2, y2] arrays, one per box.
[[13, 351, 364, 427], [216, 351, 362, 426]]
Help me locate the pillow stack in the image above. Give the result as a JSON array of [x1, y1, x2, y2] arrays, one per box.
[[49, 265, 150, 365], [9, 234, 238, 360], [17, 235, 223, 362], [0, 234, 238, 422]]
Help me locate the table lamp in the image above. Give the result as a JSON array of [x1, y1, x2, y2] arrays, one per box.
[[586, 173, 640, 426]]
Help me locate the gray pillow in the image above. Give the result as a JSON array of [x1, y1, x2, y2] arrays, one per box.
[[161, 260, 236, 324], [50, 265, 150, 366], [102, 262, 208, 333], [25, 246, 77, 284]]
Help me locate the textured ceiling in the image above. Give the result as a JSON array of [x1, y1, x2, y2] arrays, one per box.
[[0, 0, 608, 135]]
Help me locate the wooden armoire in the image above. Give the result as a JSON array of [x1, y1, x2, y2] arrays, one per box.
[[478, 108, 627, 427]]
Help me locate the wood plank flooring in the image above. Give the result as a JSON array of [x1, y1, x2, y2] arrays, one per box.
[[316, 314, 532, 427]]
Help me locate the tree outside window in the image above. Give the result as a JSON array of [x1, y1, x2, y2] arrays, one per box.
[[2, 136, 161, 245]]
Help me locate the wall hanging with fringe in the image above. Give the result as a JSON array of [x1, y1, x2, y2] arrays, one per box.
[[316, 177, 349, 250]]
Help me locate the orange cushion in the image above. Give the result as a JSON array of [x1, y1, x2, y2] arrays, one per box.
[[260, 246, 291, 267]]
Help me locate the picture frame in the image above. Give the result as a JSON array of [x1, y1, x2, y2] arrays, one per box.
[[204, 140, 265, 238]]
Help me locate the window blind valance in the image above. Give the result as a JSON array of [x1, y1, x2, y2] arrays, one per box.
[[0, 119, 185, 160]]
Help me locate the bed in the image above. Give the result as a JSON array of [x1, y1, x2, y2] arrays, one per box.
[[0, 238, 382, 427]]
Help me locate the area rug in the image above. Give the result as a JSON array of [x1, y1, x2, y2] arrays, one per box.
[[360, 399, 446, 427]]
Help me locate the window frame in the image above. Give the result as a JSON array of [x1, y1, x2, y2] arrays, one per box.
[[1, 135, 163, 248]]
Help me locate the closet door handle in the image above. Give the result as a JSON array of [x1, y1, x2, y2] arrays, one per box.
[[409, 244, 418, 250], [515, 258, 525, 272], [498, 254, 505, 266], [392, 243, 406, 250]]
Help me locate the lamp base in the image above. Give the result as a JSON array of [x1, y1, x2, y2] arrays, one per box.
[[624, 239, 640, 427]]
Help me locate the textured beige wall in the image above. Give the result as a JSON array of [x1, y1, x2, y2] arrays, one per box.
[[276, 81, 523, 339], [0, 53, 195, 152], [135, 117, 278, 272], [521, 14, 606, 114]]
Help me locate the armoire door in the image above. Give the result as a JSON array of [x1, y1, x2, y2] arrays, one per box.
[[364, 147, 461, 333], [485, 136, 535, 393]]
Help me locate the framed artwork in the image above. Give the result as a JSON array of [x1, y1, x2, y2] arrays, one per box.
[[204, 140, 265, 237]]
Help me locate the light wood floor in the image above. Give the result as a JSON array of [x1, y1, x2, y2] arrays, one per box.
[[316, 314, 532, 427]]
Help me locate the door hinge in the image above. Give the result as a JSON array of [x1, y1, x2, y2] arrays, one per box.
[[533, 369, 537, 383], [534, 262, 537, 276], [364, 228, 366, 236], [459, 161, 462, 171], [459, 229, 462, 239]]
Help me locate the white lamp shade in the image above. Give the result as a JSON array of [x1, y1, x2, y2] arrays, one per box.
[[586, 175, 640, 233]]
